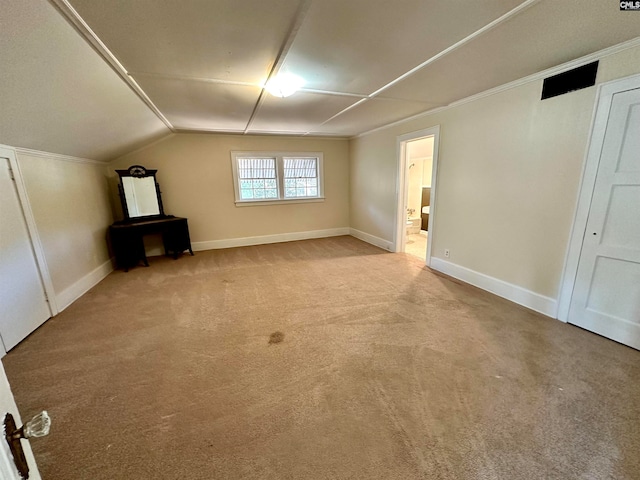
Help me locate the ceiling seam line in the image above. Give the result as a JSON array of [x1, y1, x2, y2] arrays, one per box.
[[299, 89, 368, 98], [130, 74, 376, 101], [367, 0, 541, 99], [315, 99, 369, 129], [308, 0, 541, 133], [129, 72, 257, 87], [129, 72, 370, 99], [243, 0, 313, 134], [48, 0, 175, 131], [353, 35, 640, 140], [312, 95, 440, 132]]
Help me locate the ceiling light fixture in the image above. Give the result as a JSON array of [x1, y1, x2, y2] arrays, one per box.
[[264, 73, 305, 98]]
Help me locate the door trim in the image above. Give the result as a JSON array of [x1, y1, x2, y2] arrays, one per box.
[[0, 145, 58, 317], [394, 126, 440, 266], [557, 73, 640, 322]]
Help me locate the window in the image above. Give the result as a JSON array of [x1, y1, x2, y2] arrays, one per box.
[[283, 158, 318, 198], [237, 157, 278, 200], [231, 151, 324, 205]]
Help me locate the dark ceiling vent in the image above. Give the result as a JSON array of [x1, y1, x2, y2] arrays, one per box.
[[541, 61, 599, 100]]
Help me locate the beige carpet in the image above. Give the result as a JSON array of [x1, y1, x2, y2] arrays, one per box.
[[4, 236, 640, 480]]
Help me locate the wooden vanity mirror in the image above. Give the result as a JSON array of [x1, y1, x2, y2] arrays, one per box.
[[110, 165, 193, 271], [116, 165, 165, 220]]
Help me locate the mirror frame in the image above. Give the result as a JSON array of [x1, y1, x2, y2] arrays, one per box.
[[116, 165, 165, 220]]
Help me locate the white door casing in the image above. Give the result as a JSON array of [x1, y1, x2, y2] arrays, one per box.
[[0, 152, 51, 353], [395, 126, 440, 266], [566, 85, 640, 349]]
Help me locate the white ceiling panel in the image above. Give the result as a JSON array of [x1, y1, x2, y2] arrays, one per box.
[[382, 0, 640, 104], [134, 76, 262, 131], [248, 93, 359, 134], [0, 0, 169, 161], [68, 0, 303, 84], [312, 98, 441, 136], [4, 0, 640, 152], [280, 0, 525, 95]]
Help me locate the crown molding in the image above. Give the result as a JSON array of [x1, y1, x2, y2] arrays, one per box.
[[354, 35, 640, 139], [13, 147, 105, 165]]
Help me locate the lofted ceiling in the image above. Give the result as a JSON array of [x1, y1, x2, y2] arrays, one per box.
[[1, 0, 640, 161]]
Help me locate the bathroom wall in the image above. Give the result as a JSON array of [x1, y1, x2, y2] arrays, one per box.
[[419, 136, 435, 187], [407, 157, 424, 218], [422, 157, 433, 186], [407, 137, 434, 219]]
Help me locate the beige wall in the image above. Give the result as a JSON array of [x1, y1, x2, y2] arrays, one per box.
[[112, 134, 350, 243], [349, 44, 640, 300], [17, 153, 113, 297]]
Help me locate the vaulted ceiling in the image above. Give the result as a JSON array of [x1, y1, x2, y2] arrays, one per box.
[[1, 0, 639, 161]]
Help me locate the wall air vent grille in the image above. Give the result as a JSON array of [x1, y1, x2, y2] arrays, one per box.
[[541, 61, 598, 100]]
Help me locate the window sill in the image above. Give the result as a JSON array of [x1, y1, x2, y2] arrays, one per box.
[[235, 197, 325, 207]]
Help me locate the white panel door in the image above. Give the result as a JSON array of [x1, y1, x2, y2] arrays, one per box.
[[568, 88, 640, 350], [0, 157, 50, 352]]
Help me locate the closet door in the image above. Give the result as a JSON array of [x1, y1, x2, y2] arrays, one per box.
[[0, 154, 51, 353], [567, 88, 640, 350]]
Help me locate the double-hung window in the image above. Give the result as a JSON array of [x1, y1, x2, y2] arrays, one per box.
[[231, 151, 324, 205]]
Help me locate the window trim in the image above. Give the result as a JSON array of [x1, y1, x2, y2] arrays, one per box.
[[231, 151, 325, 205]]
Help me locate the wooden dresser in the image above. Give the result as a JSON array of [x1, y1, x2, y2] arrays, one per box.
[[109, 216, 193, 271]]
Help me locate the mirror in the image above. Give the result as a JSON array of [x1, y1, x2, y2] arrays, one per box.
[[116, 165, 165, 220]]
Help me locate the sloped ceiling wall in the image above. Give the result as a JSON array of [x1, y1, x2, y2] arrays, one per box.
[[0, 0, 170, 161], [2, 0, 639, 161]]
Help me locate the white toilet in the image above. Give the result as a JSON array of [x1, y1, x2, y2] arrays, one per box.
[[406, 217, 421, 235]]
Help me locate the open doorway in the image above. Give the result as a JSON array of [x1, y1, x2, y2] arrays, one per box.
[[395, 127, 440, 265]]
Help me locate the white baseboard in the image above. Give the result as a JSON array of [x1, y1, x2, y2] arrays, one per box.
[[430, 257, 558, 318], [192, 227, 350, 251], [349, 228, 394, 251], [56, 258, 114, 312]]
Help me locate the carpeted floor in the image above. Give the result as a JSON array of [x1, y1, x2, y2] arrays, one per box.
[[3, 236, 640, 479]]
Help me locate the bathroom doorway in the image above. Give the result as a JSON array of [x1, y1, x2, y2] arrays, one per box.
[[395, 126, 439, 265]]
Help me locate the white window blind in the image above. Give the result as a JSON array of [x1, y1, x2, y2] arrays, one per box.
[[237, 158, 277, 200], [283, 158, 318, 198], [231, 151, 324, 204]]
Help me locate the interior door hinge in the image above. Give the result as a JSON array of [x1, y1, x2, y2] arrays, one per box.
[[7, 165, 15, 181]]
